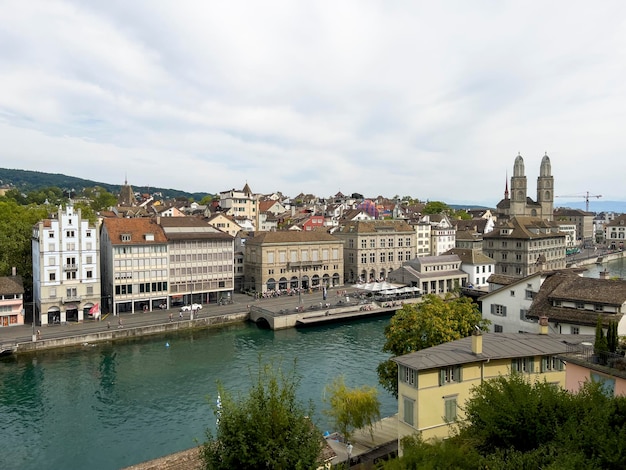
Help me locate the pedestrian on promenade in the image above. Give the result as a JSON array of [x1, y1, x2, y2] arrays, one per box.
[[169, 312, 173, 322], [179, 311, 183, 320], [37, 329, 41, 340], [107, 321, 110, 329], [118, 318, 123, 329]]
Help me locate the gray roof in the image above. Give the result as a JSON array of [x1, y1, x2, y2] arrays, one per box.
[[0, 275, 24, 295], [393, 333, 593, 371]]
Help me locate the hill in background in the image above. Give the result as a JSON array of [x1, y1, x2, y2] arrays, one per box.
[[0, 168, 210, 201]]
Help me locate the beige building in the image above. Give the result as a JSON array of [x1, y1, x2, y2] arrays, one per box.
[[219, 183, 259, 227], [244, 231, 344, 293], [158, 217, 234, 305], [333, 220, 417, 284], [32, 205, 101, 324], [387, 254, 468, 295], [553, 208, 594, 244], [483, 216, 566, 278], [100, 218, 169, 315]]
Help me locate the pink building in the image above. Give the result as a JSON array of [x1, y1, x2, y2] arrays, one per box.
[[563, 344, 626, 397], [0, 271, 25, 327]]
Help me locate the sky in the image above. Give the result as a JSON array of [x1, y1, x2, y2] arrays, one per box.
[[1, 1, 625, 206]]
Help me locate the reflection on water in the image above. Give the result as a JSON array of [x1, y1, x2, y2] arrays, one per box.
[[0, 318, 396, 470], [582, 257, 626, 279]]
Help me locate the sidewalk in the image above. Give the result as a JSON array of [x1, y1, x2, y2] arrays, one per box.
[[0, 288, 344, 347]]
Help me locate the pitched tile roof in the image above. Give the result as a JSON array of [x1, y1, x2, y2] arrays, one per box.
[[247, 230, 340, 244], [394, 333, 593, 371], [527, 271, 626, 327], [335, 220, 414, 234], [0, 275, 24, 295], [102, 218, 168, 245]]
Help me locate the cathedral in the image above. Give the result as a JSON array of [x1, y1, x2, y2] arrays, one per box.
[[495, 153, 554, 221]]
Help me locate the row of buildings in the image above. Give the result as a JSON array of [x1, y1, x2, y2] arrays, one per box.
[[1, 154, 625, 327]]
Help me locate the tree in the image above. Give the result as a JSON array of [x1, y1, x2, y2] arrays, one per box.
[[0, 200, 48, 295], [594, 317, 609, 361], [422, 201, 450, 215], [377, 295, 488, 397], [201, 360, 323, 470], [324, 375, 381, 442], [607, 320, 619, 353]]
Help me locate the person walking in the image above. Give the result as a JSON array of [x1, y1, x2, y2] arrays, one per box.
[[169, 312, 173, 322], [118, 318, 123, 329]]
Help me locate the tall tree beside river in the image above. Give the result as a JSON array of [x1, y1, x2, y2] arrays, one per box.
[[377, 295, 489, 398]]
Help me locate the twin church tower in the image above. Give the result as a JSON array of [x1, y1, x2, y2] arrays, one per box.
[[496, 153, 554, 221]]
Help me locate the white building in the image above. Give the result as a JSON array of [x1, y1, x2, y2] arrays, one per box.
[[32, 205, 101, 325]]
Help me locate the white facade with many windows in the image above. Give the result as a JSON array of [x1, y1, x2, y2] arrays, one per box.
[[32, 206, 101, 325]]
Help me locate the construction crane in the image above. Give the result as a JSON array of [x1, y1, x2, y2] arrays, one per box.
[[555, 191, 602, 212]]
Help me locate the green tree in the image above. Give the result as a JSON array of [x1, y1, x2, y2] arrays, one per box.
[[0, 200, 48, 295], [200, 195, 214, 205], [423, 201, 450, 215], [201, 360, 323, 470], [72, 201, 98, 225], [595, 317, 609, 361], [323, 375, 381, 442], [377, 295, 488, 397], [90, 188, 118, 212], [607, 320, 619, 353]]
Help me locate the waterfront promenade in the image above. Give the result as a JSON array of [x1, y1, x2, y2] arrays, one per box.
[[0, 286, 395, 353]]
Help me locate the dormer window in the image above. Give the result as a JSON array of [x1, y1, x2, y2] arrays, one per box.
[[121, 234, 131, 242], [145, 233, 155, 241]]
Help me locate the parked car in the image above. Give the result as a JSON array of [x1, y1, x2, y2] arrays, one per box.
[[180, 303, 202, 312]]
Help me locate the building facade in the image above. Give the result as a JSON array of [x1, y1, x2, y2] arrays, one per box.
[[483, 216, 566, 278], [159, 217, 235, 306], [243, 231, 344, 293], [32, 206, 101, 325], [100, 218, 169, 315], [219, 183, 259, 228], [0, 271, 24, 327], [553, 208, 594, 244], [333, 220, 417, 283], [387, 254, 468, 295], [393, 331, 584, 444]]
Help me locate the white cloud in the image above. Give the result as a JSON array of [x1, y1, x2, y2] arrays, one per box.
[[0, 0, 625, 205]]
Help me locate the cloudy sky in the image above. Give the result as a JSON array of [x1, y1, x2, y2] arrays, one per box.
[[1, 1, 625, 205]]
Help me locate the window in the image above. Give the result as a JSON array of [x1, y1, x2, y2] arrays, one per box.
[[512, 357, 535, 373], [49, 288, 56, 298], [491, 304, 507, 316], [403, 396, 415, 426], [361, 239, 367, 249], [48, 231, 54, 238], [49, 272, 56, 281], [86, 270, 93, 279], [400, 365, 416, 387], [66, 230, 75, 237], [86, 231, 92, 237], [444, 396, 458, 422], [525, 290, 535, 300], [576, 302, 585, 309], [439, 366, 462, 385], [541, 355, 564, 372], [494, 324, 503, 333], [571, 326, 580, 335], [510, 290, 515, 297], [370, 239, 375, 248]]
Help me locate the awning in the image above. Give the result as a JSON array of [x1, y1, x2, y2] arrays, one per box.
[[65, 304, 78, 310]]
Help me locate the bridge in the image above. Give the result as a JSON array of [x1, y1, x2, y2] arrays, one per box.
[[249, 298, 420, 330]]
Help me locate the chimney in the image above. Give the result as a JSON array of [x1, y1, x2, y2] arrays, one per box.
[[11, 266, 16, 276], [471, 328, 483, 355], [539, 316, 549, 335]]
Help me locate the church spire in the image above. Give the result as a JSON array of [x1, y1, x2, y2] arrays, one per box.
[[504, 171, 509, 199]]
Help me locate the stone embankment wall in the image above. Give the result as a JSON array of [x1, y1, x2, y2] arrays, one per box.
[[17, 312, 248, 353]]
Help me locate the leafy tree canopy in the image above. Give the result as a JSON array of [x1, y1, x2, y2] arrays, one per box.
[[324, 375, 381, 442], [201, 360, 323, 470], [377, 295, 488, 397], [423, 200, 452, 215]]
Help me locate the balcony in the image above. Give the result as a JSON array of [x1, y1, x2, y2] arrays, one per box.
[[287, 261, 322, 269], [64, 264, 78, 271], [62, 296, 82, 304]]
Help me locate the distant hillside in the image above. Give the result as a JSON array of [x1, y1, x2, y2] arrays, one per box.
[[554, 200, 626, 214], [0, 168, 210, 201]]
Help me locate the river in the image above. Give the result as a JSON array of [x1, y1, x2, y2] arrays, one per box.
[[582, 256, 626, 279], [0, 317, 396, 470]]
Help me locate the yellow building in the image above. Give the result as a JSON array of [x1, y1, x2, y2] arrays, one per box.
[[244, 231, 344, 293], [392, 328, 589, 447]]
